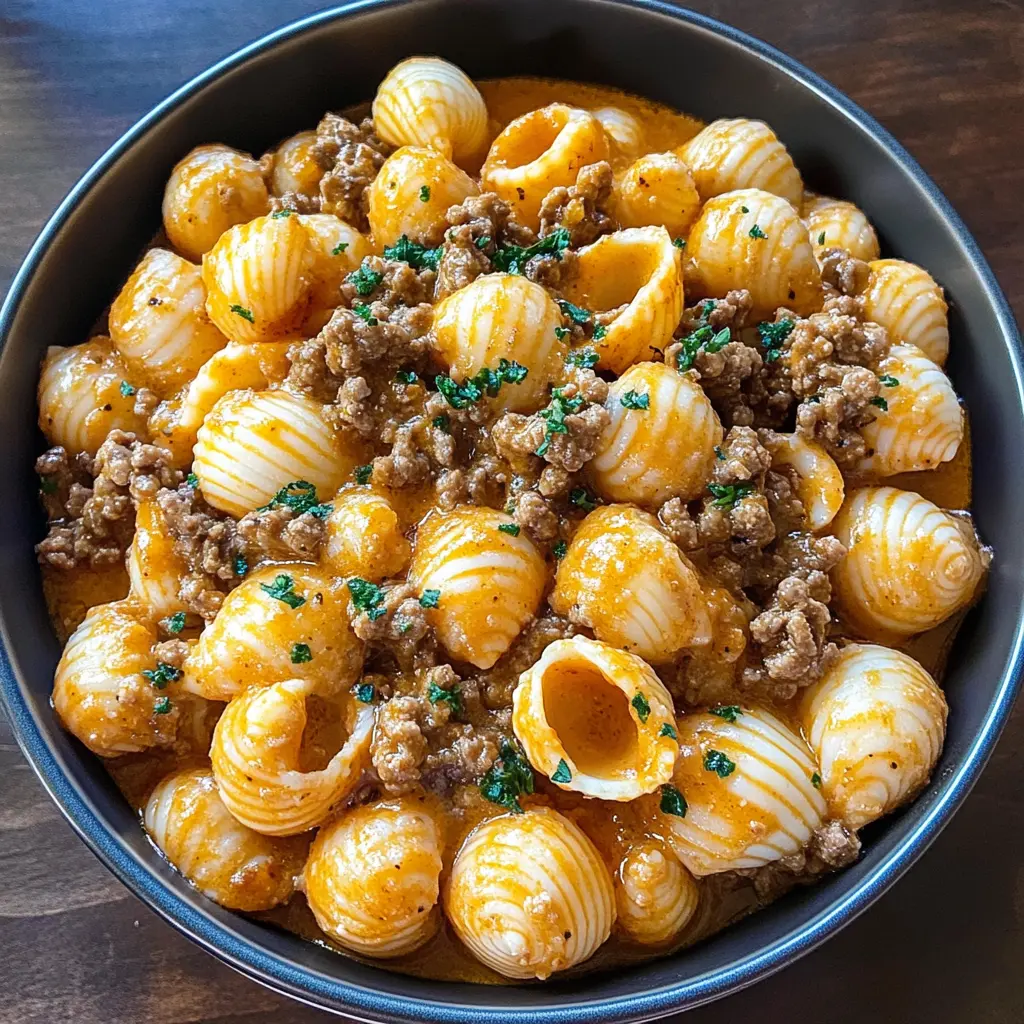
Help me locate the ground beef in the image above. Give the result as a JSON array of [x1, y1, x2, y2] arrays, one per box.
[[152, 639, 189, 669], [819, 247, 870, 297], [268, 191, 321, 215], [371, 694, 431, 793], [313, 115, 391, 230], [349, 582, 433, 670], [795, 364, 882, 466], [658, 497, 701, 551], [235, 506, 325, 562], [512, 490, 559, 543], [537, 161, 616, 247]]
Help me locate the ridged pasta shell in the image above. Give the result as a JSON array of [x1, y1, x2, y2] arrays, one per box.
[[37, 337, 147, 455], [367, 146, 479, 248], [53, 600, 177, 757], [562, 226, 684, 374], [481, 104, 610, 230], [183, 564, 364, 702], [192, 388, 362, 516], [144, 767, 308, 911], [592, 107, 644, 163], [616, 838, 700, 946], [109, 247, 229, 394], [862, 259, 949, 365], [445, 807, 615, 979], [656, 707, 826, 876], [831, 486, 987, 638], [615, 152, 701, 237], [298, 213, 375, 331], [267, 130, 324, 198], [550, 505, 711, 663], [162, 143, 269, 262], [303, 798, 444, 957], [678, 118, 803, 206], [686, 188, 823, 317], [800, 643, 947, 829], [588, 360, 722, 505], [323, 490, 411, 580], [432, 273, 566, 412], [512, 636, 679, 801], [127, 500, 188, 619], [761, 430, 845, 530], [373, 57, 489, 165], [408, 506, 547, 669], [211, 678, 374, 836], [858, 344, 963, 476], [802, 193, 880, 263]]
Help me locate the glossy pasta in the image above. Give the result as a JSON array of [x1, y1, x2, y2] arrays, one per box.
[[615, 839, 700, 946], [862, 258, 949, 365]]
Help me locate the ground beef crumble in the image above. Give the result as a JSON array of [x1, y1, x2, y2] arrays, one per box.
[[537, 161, 617, 248], [312, 114, 391, 230]]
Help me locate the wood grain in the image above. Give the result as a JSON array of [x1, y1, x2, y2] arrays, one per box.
[[1, 0, 1023, 1021]]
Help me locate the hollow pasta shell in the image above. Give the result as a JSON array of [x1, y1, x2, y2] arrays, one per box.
[[616, 839, 700, 946], [144, 767, 307, 910], [588, 360, 722, 506], [37, 337, 147, 455], [802, 193, 880, 263], [862, 259, 949, 366], [323, 490, 411, 580], [550, 505, 711, 663], [162, 143, 269, 262], [678, 118, 803, 206], [373, 57, 488, 166], [408, 506, 547, 669], [562, 226, 684, 374], [432, 273, 566, 412], [481, 104, 610, 230], [686, 188, 822, 317], [445, 807, 615, 979], [761, 430, 845, 530], [592, 106, 644, 164], [298, 213, 374, 330], [615, 152, 700, 237], [655, 707, 826, 876], [303, 797, 444, 957], [267, 130, 324, 198], [858, 344, 963, 476], [127, 499, 189, 619], [830, 486, 987, 638], [192, 388, 362, 516], [799, 643, 947, 829]]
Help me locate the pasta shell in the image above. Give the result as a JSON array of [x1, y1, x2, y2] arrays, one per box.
[[323, 490, 411, 580], [562, 226, 684, 374], [481, 104, 610, 230], [192, 388, 362, 517], [211, 678, 374, 836], [53, 600, 177, 757], [830, 486, 987, 638], [373, 57, 489, 166], [615, 152, 701, 237], [686, 188, 823, 317], [37, 337, 147, 455], [862, 259, 949, 366], [162, 144, 269, 262], [445, 807, 615, 979], [655, 707, 826, 876], [202, 213, 315, 344], [109, 247, 229, 394], [800, 643, 947, 829], [550, 505, 711, 663], [802, 193, 880, 263], [592, 107, 644, 163], [512, 635, 679, 801], [303, 798, 444, 957], [588, 360, 723, 505], [267, 130, 324, 198], [127, 499, 188, 619], [858, 344, 963, 476], [367, 146, 479, 248], [183, 564, 363, 702], [616, 838, 700, 946], [144, 767, 307, 911], [432, 273, 566, 412], [678, 118, 803, 206], [408, 506, 547, 669], [298, 213, 374, 331], [761, 430, 845, 530]]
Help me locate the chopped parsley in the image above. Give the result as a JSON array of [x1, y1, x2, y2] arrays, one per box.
[[435, 361, 528, 409], [631, 692, 651, 723], [817, 231, 826, 245], [290, 642, 312, 664], [186, 472, 199, 488], [229, 304, 254, 323], [621, 389, 650, 411], [592, 323, 608, 341], [703, 749, 736, 777], [395, 369, 419, 385], [569, 487, 597, 511], [258, 480, 332, 518], [347, 577, 386, 620], [331, 241, 349, 255], [119, 380, 136, 397], [435, 374, 482, 409], [536, 386, 585, 456], [142, 662, 182, 689], [475, 235, 491, 249], [673, 237, 686, 249], [427, 680, 463, 716], [709, 705, 742, 722], [557, 299, 592, 325], [419, 588, 441, 609], [354, 682, 376, 703], [554, 326, 571, 340], [495, 358, 529, 385], [347, 263, 384, 296], [714, 445, 726, 461], [811, 771, 822, 789], [383, 234, 442, 271], [870, 395, 889, 411], [748, 224, 768, 239], [479, 739, 535, 813], [675, 324, 731, 372], [234, 555, 248, 577], [498, 522, 521, 536], [431, 414, 450, 433], [353, 301, 378, 325], [660, 784, 687, 817], [659, 722, 678, 740], [354, 464, 373, 485], [39, 476, 57, 494], [756, 318, 795, 363], [879, 374, 900, 387], [165, 612, 186, 635], [271, 209, 292, 219], [707, 481, 755, 509], [153, 696, 173, 715], [566, 347, 599, 369], [740, 205, 750, 214], [260, 573, 305, 608], [553, 539, 568, 560], [419, 184, 431, 202], [492, 228, 570, 275], [551, 759, 572, 784]]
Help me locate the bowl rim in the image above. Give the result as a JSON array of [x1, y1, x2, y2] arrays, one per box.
[[1, 0, 1023, 1020]]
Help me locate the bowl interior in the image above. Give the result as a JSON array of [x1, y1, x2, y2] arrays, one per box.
[[1, 1, 1021, 1021]]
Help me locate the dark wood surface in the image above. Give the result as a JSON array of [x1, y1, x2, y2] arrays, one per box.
[[1, 1, 1022, 1021]]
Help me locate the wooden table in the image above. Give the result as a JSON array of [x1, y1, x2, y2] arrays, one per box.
[[1, 1, 1022, 1021]]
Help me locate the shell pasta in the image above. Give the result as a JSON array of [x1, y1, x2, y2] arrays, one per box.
[[36, 58, 984, 987]]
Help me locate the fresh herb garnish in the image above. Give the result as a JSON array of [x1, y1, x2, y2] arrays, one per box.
[[186, 472, 199, 488], [592, 323, 608, 341], [566, 347, 600, 369], [879, 375, 900, 387], [271, 209, 292, 219], [748, 224, 767, 239], [740, 205, 750, 214], [756, 318, 795, 362], [354, 682, 376, 703], [554, 326, 571, 341], [419, 185, 431, 202], [631, 692, 651, 723], [347, 577, 386, 620], [353, 302, 378, 325], [709, 705, 742, 722], [119, 380, 136, 397], [395, 369, 419, 385], [704, 749, 736, 777], [431, 414, 450, 433], [553, 539, 568, 560], [434, 361, 528, 409], [557, 299, 592, 325], [229, 304, 254, 323], [817, 231, 826, 245], [660, 784, 687, 817], [492, 228, 570, 275], [419, 588, 440, 609], [660, 722, 678, 740], [870, 395, 889, 411], [569, 487, 597, 511], [551, 759, 572, 783], [811, 771, 822, 789], [707, 481, 755, 509], [331, 241, 349, 255], [383, 234, 443, 271], [258, 480, 332, 518], [479, 739, 535, 813], [290, 642, 312, 664], [475, 235, 491, 249], [673, 237, 686, 249], [427, 680, 463, 716], [39, 476, 57, 494], [675, 325, 731, 371], [354, 464, 373, 485], [714, 445, 726, 461], [536, 386, 586, 456], [165, 612, 186, 635], [435, 374, 482, 409], [347, 263, 384, 296], [498, 523, 521, 536], [234, 555, 248, 577], [621, 389, 650, 411], [142, 662, 182, 689], [153, 696, 173, 715], [261, 573, 305, 608]]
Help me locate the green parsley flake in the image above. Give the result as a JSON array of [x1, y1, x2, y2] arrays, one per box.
[[435, 373, 482, 409], [551, 759, 572, 784], [811, 771, 822, 789], [492, 228, 570, 275], [353, 302, 378, 326], [271, 209, 292, 219], [186, 472, 199, 488], [142, 662, 182, 689], [428, 680, 463, 716], [660, 783, 687, 817], [631, 692, 651, 723], [756, 318, 795, 363], [570, 487, 597, 511], [709, 705, 742, 722], [704, 749, 736, 777], [234, 555, 248, 577], [395, 369, 419, 384], [673, 237, 686, 249], [557, 299, 592, 325], [714, 445, 726, 461], [153, 696, 173, 715], [331, 241, 349, 255], [592, 323, 608, 341], [740, 205, 750, 214], [165, 611, 186, 635], [553, 539, 568, 560], [498, 522, 521, 536], [659, 722, 678, 740], [879, 374, 900, 387], [480, 739, 535, 813], [554, 326, 570, 341], [419, 185, 431, 202], [383, 234, 442, 271], [354, 464, 373, 485], [749, 224, 768, 240], [258, 480, 332, 518], [229, 304, 254, 323], [536, 386, 586, 456], [347, 263, 384, 296], [707, 481, 755, 509], [675, 324, 731, 372], [347, 577, 386, 620], [566, 347, 599, 369], [431, 414, 451, 433], [419, 588, 441, 609], [475, 235, 491, 249], [621, 389, 650, 411], [119, 380, 136, 397], [817, 231, 826, 245], [870, 395, 889, 411], [354, 682, 376, 703], [261, 573, 305, 609], [39, 476, 57, 494], [290, 642, 313, 664]]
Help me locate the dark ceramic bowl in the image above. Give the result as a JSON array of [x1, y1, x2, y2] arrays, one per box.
[[1, 1, 1021, 1020]]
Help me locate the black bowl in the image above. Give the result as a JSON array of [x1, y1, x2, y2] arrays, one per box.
[[1, 1, 1021, 1020]]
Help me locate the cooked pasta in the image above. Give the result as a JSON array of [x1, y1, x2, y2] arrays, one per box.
[[592, 106, 644, 163], [862, 258, 949, 365], [614, 152, 701, 237], [298, 213, 374, 332], [266, 130, 324, 199], [126, 499, 188, 618], [760, 431, 845, 530], [323, 490, 411, 580], [802, 193, 880, 263], [616, 838, 700, 946]]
